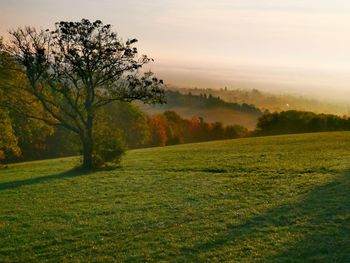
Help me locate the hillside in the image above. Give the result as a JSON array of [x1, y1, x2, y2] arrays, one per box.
[[139, 90, 262, 129], [1, 132, 350, 262], [168, 86, 349, 115]]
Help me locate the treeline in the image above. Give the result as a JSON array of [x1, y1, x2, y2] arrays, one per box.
[[158, 90, 262, 114], [256, 110, 350, 135], [1, 102, 249, 163]]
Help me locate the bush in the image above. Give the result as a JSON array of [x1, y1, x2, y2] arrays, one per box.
[[92, 127, 126, 169]]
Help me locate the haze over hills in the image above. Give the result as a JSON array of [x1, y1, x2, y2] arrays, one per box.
[[139, 85, 350, 130], [139, 89, 262, 129], [151, 63, 350, 105], [166, 85, 350, 115]]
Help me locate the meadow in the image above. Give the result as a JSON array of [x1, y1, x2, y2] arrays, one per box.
[[1, 132, 350, 262]]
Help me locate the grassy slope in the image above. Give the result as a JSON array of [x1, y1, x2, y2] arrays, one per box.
[[1, 132, 350, 262]]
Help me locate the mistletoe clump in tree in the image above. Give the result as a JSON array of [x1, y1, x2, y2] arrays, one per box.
[[1, 19, 165, 170]]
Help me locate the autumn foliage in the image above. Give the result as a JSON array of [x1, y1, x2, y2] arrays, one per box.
[[147, 111, 248, 147]]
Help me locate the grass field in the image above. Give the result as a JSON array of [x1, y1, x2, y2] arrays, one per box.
[[1, 132, 350, 262]]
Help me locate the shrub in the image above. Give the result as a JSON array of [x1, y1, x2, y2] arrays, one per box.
[[92, 127, 126, 169]]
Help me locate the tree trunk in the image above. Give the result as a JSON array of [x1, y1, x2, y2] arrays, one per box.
[[81, 120, 93, 170], [82, 98, 94, 170], [82, 135, 93, 170]]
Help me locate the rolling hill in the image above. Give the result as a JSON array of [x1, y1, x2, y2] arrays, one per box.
[[139, 90, 262, 129], [1, 132, 350, 262]]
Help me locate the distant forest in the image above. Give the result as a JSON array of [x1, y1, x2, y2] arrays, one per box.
[[165, 90, 261, 114], [168, 86, 349, 115], [140, 89, 263, 129]]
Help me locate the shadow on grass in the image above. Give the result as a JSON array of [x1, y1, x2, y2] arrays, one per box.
[[0, 167, 88, 191], [181, 170, 350, 262]]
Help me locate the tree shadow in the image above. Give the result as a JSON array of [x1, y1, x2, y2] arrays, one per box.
[[180, 170, 350, 262], [0, 167, 88, 191]]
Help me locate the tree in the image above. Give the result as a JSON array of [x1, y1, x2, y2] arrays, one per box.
[[163, 111, 185, 145], [0, 54, 59, 163], [1, 19, 165, 170], [0, 110, 21, 163], [0, 50, 20, 162], [148, 114, 168, 146]]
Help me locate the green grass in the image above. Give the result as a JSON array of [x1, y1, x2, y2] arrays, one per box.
[[1, 132, 350, 262]]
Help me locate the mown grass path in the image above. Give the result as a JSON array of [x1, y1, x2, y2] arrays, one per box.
[[1, 132, 350, 262]]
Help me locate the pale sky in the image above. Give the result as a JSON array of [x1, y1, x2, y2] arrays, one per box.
[[2, 0, 350, 101]]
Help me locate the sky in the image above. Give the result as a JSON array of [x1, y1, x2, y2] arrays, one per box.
[[1, 0, 350, 101]]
